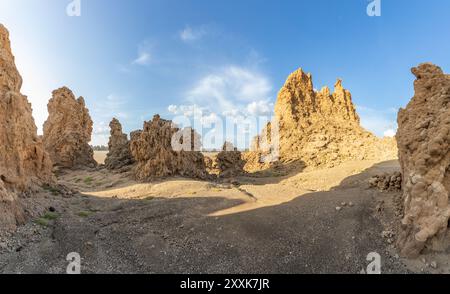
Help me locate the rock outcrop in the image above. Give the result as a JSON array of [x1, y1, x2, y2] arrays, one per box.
[[252, 68, 398, 168], [43, 87, 96, 169], [130, 115, 208, 180], [0, 24, 53, 230], [206, 142, 245, 177], [104, 118, 134, 170], [396, 63, 450, 257], [369, 172, 402, 192], [215, 142, 245, 177]]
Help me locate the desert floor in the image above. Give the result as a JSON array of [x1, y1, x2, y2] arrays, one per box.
[[93, 151, 108, 165], [0, 153, 449, 274]]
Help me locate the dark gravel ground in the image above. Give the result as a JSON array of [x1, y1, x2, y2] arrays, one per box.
[[0, 163, 413, 274]]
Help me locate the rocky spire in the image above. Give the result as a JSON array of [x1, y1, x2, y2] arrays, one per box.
[[43, 87, 97, 169], [251, 67, 397, 168], [105, 118, 134, 170]]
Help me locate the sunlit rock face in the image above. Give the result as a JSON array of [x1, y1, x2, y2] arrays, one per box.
[[130, 114, 208, 180], [396, 63, 450, 258], [249, 67, 397, 169], [0, 24, 53, 231], [43, 87, 97, 169]]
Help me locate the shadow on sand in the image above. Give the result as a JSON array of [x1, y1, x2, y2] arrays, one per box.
[[0, 160, 410, 274]]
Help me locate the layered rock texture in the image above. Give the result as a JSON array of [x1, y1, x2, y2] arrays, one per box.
[[252, 68, 397, 168], [396, 63, 450, 257], [130, 115, 208, 180], [105, 118, 134, 170], [0, 24, 53, 230], [43, 87, 96, 169]]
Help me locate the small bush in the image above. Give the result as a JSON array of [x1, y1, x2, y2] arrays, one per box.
[[43, 212, 59, 220]]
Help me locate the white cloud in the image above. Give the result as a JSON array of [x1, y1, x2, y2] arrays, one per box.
[[200, 112, 220, 126], [186, 65, 273, 116], [132, 51, 151, 66], [247, 100, 273, 116], [179, 25, 207, 42], [168, 65, 274, 150], [383, 129, 396, 138], [167, 104, 206, 117]]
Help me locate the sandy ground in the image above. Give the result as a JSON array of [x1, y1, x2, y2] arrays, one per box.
[[0, 155, 449, 274], [93, 151, 108, 165]]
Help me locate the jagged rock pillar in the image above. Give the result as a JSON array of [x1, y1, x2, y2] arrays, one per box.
[[43, 87, 97, 169], [396, 63, 450, 257], [105, 118, 134, 170]]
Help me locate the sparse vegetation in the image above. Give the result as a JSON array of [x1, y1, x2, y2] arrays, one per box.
[[35, 218, 49, 227], [35, 212, 59, 227], [43, 212, 59, 220], [84, 177, 94, 185], [77, 211, 92, 218], [42, 184, 60, 195]]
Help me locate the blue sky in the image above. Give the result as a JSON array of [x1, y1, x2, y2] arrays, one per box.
[[1, 0, 449, 147]]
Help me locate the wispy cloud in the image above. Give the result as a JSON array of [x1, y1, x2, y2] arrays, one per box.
[[166, 65, 273, 150], [132, 51, 151, 66], [179, 25, 207, 42], [186, 65, 273, 116]]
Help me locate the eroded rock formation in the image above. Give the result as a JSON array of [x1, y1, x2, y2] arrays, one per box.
[[251, 68, 398, 168], [43, 87, 96, 169], [105, 118, 134, 170], [215, 142, 245, 177], [0, 24, 53, 230], [396, 63, 450, 257], [130, 115, 208, 180], [369, 172, 402, 192]]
